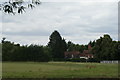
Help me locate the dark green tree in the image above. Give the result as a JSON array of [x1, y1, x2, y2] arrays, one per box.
[[48, 30, 67, 60], [67, 41, 88, 53], [88, 40, 95, 47], [2, 38, 51, 62], [110, 41, 120, 60], [92, 34, 118, 60], [67, 41, 75, 51]]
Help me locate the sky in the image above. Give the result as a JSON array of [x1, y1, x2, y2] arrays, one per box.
[[0, 0, 119, 46]]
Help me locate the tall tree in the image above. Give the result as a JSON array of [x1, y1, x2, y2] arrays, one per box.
[[92, 34, 118, 60], [48, 30, 67, 60]]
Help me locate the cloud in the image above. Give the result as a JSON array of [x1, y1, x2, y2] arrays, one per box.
[[1, 1, 118, 45]]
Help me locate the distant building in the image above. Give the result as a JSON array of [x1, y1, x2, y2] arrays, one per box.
[[64, 51, 80, 59], [79, 52, 93, 59], [80, 44, 93, 59], [64, 44, 93, 59]]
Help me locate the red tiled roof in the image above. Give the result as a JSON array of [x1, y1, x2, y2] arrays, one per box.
[[64, 51, 80, 56], [80, 53, 93, 57], [83, 50, 89, 54]]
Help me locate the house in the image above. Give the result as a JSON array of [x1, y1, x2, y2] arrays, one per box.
[[64, 51, 80, 59], [64, 44, 94, 59], [80, 45, 93, 59], [79, 52, 93, 59]]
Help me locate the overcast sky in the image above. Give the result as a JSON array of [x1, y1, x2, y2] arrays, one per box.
[[0, 0, 118, 46]]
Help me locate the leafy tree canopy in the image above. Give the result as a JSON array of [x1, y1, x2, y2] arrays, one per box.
[[0, 0, 41, 14]]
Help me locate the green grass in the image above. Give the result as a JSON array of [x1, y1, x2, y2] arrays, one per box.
[[2, 62, 118, 78]]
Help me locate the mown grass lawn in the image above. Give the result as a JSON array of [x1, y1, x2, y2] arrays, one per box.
[[2, 62, 118, 78]]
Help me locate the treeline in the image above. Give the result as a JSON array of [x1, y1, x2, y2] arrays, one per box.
[[1, 30, 120, 62], [2, 41, 51, 61]]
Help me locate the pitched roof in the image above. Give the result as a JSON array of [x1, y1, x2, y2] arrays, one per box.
[[64, 51, 80, 56]]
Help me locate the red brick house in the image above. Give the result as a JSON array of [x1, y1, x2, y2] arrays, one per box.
[[80, 44, 93, 59], [64, 44, 93, 59], [64, 51, 80, 59]]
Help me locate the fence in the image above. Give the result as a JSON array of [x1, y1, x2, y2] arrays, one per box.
[[100, 61, 118, 64]]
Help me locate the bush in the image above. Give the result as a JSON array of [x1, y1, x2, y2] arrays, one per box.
[[65, 58, 87, 62], [65, 58, 100, 62], [53, 58, 66, 61], [87, 58, 100, 63]]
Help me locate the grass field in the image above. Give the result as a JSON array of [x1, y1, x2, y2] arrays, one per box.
[[2, 62, 118, 78]]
